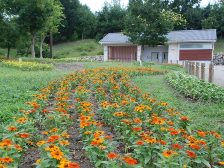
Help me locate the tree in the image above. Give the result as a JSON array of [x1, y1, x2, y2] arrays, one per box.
[[77, 5, 96, 40], [202, 3, 224, 37], [124, 0, 186, 46], [96, 2, 126, 40], [39, 0, 64, 58], [0, 19, 19, 59]]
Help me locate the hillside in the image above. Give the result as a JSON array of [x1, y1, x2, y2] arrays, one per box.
[[53, 39, 103, 58]]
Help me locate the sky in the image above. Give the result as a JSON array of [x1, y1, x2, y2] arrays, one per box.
[[80, 0, 217, 12]]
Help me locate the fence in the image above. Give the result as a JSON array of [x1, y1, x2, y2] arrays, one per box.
[[168, 60, 224, 87]]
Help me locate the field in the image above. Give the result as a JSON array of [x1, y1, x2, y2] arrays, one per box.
[[1, 62, 224, 168]]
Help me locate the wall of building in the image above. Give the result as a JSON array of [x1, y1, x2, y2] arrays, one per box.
[[168, 43, 180, 62], [141, 45, 168, 62]]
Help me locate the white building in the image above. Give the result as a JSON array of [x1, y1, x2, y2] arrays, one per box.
[[99, 29, 217, 63]]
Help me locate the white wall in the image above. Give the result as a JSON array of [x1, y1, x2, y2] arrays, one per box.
[[103, 46, 108, 61], [168, 43, 179, 63], [141, 45, 168, 62]]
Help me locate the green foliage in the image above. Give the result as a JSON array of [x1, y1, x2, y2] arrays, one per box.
[[124, 0, 185, 46], [166, 72, 224, 103], [2, 61, 54, 71], [96, 2, 126, 40]]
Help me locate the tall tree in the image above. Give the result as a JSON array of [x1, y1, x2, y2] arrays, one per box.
[[96, 2, 126, 40], [39, 0, 64, 58], [125, 0, 186, 46]]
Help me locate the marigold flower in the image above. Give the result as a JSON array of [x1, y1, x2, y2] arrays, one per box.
[[134, 118, 142, 124], [189, 144, 201, 150], [136, 140, 144, 145], [163, 150, 177, 158], [18, 133, 30, 139], [180, 116, 189, 121], [16, 117, 27, 124], [107, 152, 118, 159], [172, 143, 183, 150], [68, 162, 80, 168], [0, 157, 14, 163], [197, 131, 206, 137], [113, 112, 126, 117], [123, 156, 138, 165], [7, 126, 17, 131], [132, 127, 142, 131], [186, 150, 197, 159], [59, 140, 70, 146], [50, 149, 64, 160], [48, 135, 60, 143], [0, 139, 12, 148]]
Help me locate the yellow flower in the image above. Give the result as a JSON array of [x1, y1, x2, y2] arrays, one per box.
[[36, 159, 41, 164]]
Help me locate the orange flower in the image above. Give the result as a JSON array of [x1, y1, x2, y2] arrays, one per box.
[[197, 131, 206, 137], [189, 144, 201, 150], [123, 156, 138, 165], [180, 116, 189, 121], [91, 137, 104, 146], [151, 116, 165, 125], [136, 140, 144, 145], [218, 162, 224, 166], [18, 133, 30, 139], [172, 143, 183, 150], [163, 150, 177, 158], [113, 112, 126, 117], [160, 102, 168, 106], [48, 135, 60, 143], [16, 117, 27, 124], [134, 118, 142, 124], [0, 139, 12, 148], [132, 127, 142, 131], [107, 152, 118, 159], [7, 126, 17, 131], [186, 150, 197, 159], [51, 149, 64, 160], [0, 157, 14, 163], [68, 162, 80, 168]]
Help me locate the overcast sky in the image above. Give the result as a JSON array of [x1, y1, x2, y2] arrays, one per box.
[[80, 0, 217, 12]]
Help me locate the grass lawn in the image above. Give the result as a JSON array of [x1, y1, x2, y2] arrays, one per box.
[[133, 75, 224, 133], [214, 38, 224, 54], [0, 64, 72, 124], [53, 39, 103, 58]]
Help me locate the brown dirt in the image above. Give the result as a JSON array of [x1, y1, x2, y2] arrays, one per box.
[[19, 147, 40, 168], [55, 63, 84, 72]]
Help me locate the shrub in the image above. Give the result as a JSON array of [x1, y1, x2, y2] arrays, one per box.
[[2, 61, 54, 71], [166, 72, 224, 103]]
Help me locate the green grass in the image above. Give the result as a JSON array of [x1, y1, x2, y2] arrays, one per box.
[[214, 38, 224, 54], [0, 64, 72, 123], [133, 75, 224, 133], [53, 39, 103, 58]]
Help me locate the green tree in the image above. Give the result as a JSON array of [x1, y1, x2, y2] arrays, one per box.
[[39, 0, 64, 58], [96, 2, 126, 40], [77, 5, 96, 39], [0, 19, 19, 58], [125, 0, 185, 46]]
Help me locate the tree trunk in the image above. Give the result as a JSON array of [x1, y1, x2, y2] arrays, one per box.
[[31, 34, 36, 58], [40, 35, 45, 59], [7, 46, 10, 59], [50, 32, 53, 58]]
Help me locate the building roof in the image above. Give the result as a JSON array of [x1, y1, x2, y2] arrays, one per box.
[[99, 29, 217, 44]]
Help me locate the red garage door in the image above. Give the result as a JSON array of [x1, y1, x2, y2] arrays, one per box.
[[109, 46, 137, 61], [179, 50, 212, 61]]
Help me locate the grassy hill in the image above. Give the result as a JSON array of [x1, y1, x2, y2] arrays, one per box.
[[53, 39, 103, 58], [214, 38, 224, 54]]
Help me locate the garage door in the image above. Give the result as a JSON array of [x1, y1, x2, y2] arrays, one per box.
[[109, 46, 137, 61], [179, 50, 212, 61]]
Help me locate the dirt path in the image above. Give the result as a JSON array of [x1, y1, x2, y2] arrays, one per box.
[[55, 63, 84, 72]]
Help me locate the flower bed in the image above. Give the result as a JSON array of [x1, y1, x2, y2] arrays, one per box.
[[166, 72, 224, 103], [1, 67, 223, 168], [2, 61, 54, 71]]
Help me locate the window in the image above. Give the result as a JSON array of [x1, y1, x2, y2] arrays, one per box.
[[180, 43, 203, 49]]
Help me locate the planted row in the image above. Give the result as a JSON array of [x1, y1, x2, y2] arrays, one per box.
[[2, 60, 53, 71], [166, 72, 224, 103]]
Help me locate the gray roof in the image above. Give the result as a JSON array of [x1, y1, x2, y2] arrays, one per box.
[[167, 29, 217, 43], [99, 29, 217, 44], [99, 33, 131, 44]]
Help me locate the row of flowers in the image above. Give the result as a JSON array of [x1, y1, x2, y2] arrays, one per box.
[[2, 60, 53, 71], [1, 67, 223, 167]]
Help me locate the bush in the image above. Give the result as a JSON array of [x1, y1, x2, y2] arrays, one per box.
[[2, 60, 54, 71], [166, 72, 224, 103]]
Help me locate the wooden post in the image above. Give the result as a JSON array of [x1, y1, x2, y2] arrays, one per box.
[[192, 62, 195, 76], [209, 63, 214, 83], [176, 60, 179, 65], [170, 60, 172, 64], [189, 62, 192, 74], [201, 63, 205, 81], [196, 62, 200, 78], [182, 61, 185, 67]]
